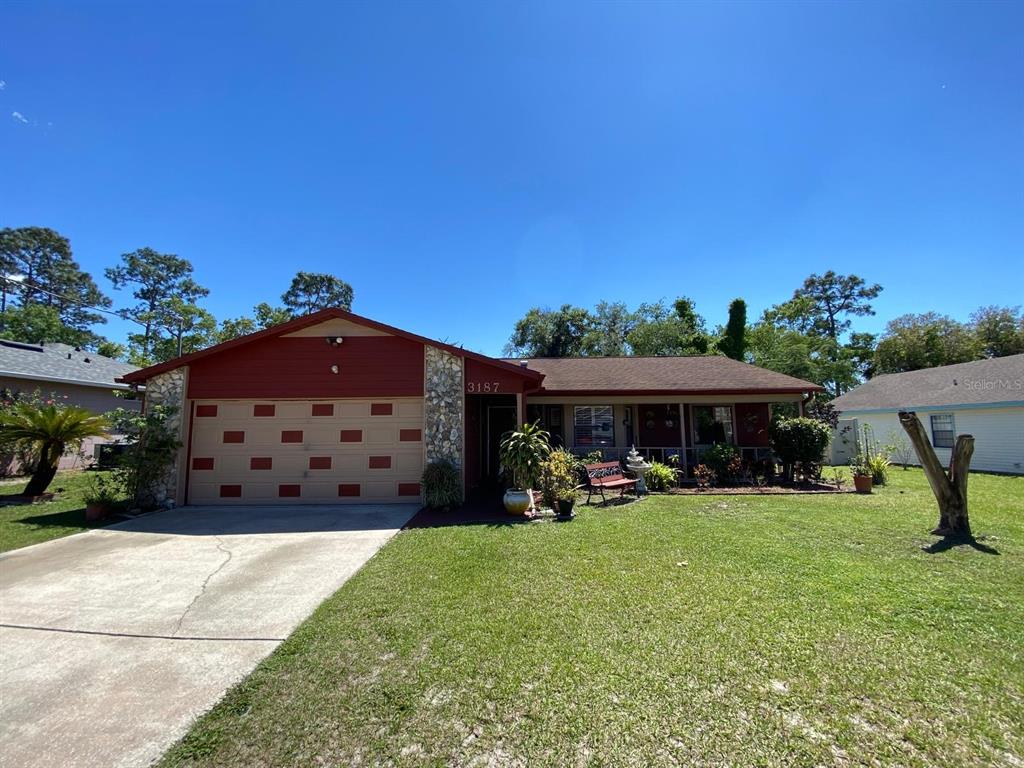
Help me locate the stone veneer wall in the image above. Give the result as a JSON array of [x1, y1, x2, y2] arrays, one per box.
[[424, 347, 464, 470], [142, 367, 188, 507]]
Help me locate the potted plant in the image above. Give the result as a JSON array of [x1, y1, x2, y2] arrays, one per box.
[[850, 453, 873, 494], [540, 448, 580, 519], [84, 473, 120, 521], [499, 422, 551, 515]]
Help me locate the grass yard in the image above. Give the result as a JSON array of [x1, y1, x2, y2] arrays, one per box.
[[161, 468, 1023, 767], [0, 470, 122, 553]]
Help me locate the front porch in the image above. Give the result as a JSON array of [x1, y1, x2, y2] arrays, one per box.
[[524, 396, 802, 477]]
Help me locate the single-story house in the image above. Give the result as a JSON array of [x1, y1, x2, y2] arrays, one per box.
[[119, 308, 823, 506], [1, 339, 141, 473], [829, 354, 1024, 475]]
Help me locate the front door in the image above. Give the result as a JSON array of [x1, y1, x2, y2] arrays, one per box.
[[485, 405, 518, 484]]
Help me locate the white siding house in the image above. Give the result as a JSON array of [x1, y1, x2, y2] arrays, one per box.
[[830, 354, 1024, 475]]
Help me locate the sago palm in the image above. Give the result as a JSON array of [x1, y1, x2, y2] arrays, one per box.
[[0, 404, 109, 496]]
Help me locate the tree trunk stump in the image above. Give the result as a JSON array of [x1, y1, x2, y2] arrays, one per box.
[[898, 411, 974, 537]]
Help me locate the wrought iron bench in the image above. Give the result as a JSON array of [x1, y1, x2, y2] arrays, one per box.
[[583, 461, 637, 504]]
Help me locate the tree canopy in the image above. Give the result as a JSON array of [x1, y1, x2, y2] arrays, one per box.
[[281, 271, 354, 316]]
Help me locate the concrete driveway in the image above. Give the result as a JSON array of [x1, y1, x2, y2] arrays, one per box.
[[0, 504, 417, 768]]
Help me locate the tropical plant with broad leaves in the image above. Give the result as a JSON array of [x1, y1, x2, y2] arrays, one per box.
[[0, 404, 108, 496], [499, 422, 551, 491]]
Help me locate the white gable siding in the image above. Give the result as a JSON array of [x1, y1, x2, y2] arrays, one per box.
[[833, 406, 1024, 475]]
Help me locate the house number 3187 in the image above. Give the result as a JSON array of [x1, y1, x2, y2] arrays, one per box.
[[466, 381, 500, 393]]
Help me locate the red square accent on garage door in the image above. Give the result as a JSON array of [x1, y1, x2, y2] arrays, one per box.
[[309, 456, 332, 470], [192, 457, 214, 470], [281, 430, 303, 443], [370, 403, 393, 416], [399, 429, 421, 441], [220, 484, 242, 498], [196, 404, 218, 417], [278, 484, 301, 497], [223, 431, 245, 443], [338, 484, 360, 497], [312, 403, 334, 416], [254, 404, 275, 417], [250, 457, 273, 470], [368, 456, 392, 469], [339, 429, 362, 442], [398, 483, 421, 496]]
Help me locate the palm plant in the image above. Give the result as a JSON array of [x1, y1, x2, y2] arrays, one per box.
[[0, 404, 109, 496]]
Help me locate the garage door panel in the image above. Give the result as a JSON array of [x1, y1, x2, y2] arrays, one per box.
[[188, 398, 424, 505]]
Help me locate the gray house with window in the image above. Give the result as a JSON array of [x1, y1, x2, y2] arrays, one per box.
[[829, 354, 1024, 475]]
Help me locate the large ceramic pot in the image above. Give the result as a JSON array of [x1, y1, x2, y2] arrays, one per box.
[[503, 488, 532, 515], [85, 502, 110, 521], [853, 474, 873, 494]]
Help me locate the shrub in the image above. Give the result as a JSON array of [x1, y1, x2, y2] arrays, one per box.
[[580, 449, 605, 465], [644, 461, 676, 491], [694, 463, 715, 488], [108, 406, 182, 509], [701, 443, 742, 484], [540, 448, 581, 508], [421, 459, 462, 510], [769, 417, 831, 482]]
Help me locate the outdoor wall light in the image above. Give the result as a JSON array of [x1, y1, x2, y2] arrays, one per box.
[[325, 336, 344, 346], [330, 364, 339, 374]]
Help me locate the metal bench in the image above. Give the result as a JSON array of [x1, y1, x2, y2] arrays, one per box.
[[584, 461, 637, 504]]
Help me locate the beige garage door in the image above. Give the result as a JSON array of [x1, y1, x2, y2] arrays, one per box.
[[187, 398, 424, 504]]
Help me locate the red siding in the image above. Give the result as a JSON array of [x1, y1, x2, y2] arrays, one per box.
[[187, 335, 424, 399], [465, 358, 531, 395], [735, 403, 771, 447]]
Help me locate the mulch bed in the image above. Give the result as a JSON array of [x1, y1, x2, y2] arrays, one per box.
[[666, 484, 855, 496]]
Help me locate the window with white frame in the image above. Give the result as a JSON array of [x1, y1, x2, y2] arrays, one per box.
[[574, 405, 614, 447], [692, 405, 735, 444], [930, 413, 955, 448]]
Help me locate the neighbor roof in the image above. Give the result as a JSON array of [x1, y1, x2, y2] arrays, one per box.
[[0, 340, 138, 391], [831, 354, 1024, 412], [506, 356, 822, 395]]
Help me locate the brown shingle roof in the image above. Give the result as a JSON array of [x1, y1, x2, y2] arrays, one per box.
[[831, 354, 1024, 412], [503, 356, 822, 394]]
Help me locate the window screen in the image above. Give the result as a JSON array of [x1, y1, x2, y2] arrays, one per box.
[[574, 406, 614, 447], [930, 414, 955, 449]]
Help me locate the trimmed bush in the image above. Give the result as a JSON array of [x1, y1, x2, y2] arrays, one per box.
[[421, 459, 462, 510], [644, 461, 676, 491], [540, 448, 581, 508], [769, 417, 831, 482]]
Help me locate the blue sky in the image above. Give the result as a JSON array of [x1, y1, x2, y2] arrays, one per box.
[[2, 1, 1022, 356]]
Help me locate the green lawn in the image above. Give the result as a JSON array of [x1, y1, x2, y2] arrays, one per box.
[[154, 468, 1018, 766], [0, 470, 123, 553]]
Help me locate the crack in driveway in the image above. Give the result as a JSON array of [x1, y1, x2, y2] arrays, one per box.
[[171, 535, 233, 638]]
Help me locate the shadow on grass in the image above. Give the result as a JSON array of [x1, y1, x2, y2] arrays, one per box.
[[923, 534, 1000, 556]]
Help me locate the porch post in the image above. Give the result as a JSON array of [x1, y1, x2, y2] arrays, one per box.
[[516, 391, 525, 428], [678, 402, 688, 475]]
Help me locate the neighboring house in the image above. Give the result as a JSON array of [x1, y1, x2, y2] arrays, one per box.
[[0, 339, 141, 473], [120, 308, 822, 507], [830, 354, 1024, 475]]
